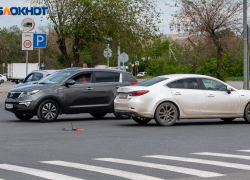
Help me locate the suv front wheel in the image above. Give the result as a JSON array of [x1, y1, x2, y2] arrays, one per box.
[[37, 99, 59, 122]]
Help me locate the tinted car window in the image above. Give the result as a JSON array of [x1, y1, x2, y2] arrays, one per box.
[[31, 73, 43, 81], [201, 78, 227, 91], [73, 73, 92, 84], [25, 74, 34, 82], [123, 73, 137, 82], [167, 78, 199, 89], [138, 77, 167, 87], [39, 70, 75, 84], [114, 73, 120, 82], [95, 72, 115, 82]]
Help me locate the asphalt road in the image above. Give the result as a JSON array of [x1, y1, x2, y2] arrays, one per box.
[[0, 81, 250, 180]]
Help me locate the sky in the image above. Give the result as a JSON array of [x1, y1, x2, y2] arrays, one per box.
[[0, 0, 177, 34]]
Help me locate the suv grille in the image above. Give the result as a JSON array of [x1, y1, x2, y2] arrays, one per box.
[[7, 92, 22, 99]]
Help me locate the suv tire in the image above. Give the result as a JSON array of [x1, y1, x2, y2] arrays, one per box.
[[37, 99, 59, 122], [14, 113, 33, 121]]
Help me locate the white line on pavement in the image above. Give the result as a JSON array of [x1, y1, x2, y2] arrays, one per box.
[[94, 158, 224, 178], [192, 152, 250, 160], [144, 155, 250, 170], [41, 160, 164, 180], [0, 164, 84, 180], [237, 150, 250, 152]]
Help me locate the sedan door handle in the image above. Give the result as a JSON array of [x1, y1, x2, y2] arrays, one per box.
[[87, 87, 93, 90], [207, 94, 214, 97], [174, 92, 181, 95]]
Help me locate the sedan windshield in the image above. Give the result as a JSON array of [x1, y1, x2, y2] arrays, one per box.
[[138, 77, 168, 86], [39, 70, 75, 84]]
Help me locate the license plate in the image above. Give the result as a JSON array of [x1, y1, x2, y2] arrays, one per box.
[[119, 93, 127, 99], [5, 104, 13, 109]]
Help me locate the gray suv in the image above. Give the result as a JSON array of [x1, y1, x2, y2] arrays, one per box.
[[5, 68, 138, 122]]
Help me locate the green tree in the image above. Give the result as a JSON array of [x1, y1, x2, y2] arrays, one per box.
[[29, 0, 161, 67], [169, 0, 242, 80]]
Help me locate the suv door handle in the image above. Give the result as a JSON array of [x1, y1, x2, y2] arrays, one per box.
[[87, 87, 93, 90], [174, 92, 181, 95], [208, 94, 214, 97]]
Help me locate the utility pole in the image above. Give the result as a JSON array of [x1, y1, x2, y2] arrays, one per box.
[[243, 0, 248, 89]]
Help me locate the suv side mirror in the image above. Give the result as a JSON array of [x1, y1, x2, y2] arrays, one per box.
[[65, 79, 75, 86], [20, 80, 24, 83], [227, 86, 232, 94]]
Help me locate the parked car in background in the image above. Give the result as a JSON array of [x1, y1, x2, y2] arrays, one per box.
[[0, 74, 7, 83], [115, 74, 250, 126], [3, 73, 7, 80], [15, 70, 60, 88], [5, 68, 138, 122], [137, 72, 146, 76]]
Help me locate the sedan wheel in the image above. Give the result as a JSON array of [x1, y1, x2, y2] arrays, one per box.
[[37, 100, 59, 122], [132, 117, 151, 124], [244, 103, 250, 123], [90, 113, 107, 119], [155, 102, 178, 126], [14, 113, 33, 121]]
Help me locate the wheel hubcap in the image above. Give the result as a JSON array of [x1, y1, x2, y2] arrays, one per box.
[[159, 105, 175, 123], [42, 103, 57, 120]]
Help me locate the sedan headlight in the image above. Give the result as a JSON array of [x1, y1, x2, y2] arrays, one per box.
[[20, 90, 39, 98]]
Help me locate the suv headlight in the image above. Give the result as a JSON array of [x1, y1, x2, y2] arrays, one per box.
[[20, 90, 39, 98]]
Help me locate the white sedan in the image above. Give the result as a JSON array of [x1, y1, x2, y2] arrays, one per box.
[[0, 74, 7, 83], [114, 74, 250, 126]]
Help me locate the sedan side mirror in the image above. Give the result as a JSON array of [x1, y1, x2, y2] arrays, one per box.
[[227, 86, 232, 94], [65, 79, 75, 86]]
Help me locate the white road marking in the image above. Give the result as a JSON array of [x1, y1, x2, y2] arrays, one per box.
[[192, 152, 250, 160], [41, 160, 164, 180], [94, 158, 224, 178], [145, 155, 250, 170], [237, 150, 250, 152], [0, 164, 83, 180]]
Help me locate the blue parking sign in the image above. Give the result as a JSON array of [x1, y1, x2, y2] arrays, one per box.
[[34, 34, 47, 48], [41, 63, 45, 68]]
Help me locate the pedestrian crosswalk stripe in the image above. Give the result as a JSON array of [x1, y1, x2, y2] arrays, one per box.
[[144, 155, 250, 170], [0, 164, 84, 180], [192, 152, 250, 160], [94, 158, 224, 178], [237, 150, 250, 152], [41, 160, 164, 180]]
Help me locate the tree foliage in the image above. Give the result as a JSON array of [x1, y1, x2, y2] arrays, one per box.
[[28, 0, 161, 67], [169, 0, 242, 80]]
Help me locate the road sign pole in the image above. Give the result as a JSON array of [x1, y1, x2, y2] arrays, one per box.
[[38, 48, 40, 70], [243, 0, 248, 89], [26, 51, 28, 76], [118, 43, 120, 70]]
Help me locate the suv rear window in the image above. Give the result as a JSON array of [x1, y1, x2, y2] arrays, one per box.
[[138, 77, 167, 86], [95, 72, 116, 82]]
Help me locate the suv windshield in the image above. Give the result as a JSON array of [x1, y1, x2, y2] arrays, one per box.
[[39, 70, 74, 84], [138, 77, 168, 86]]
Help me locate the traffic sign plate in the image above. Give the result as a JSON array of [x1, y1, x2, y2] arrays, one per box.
[[21, 18, 35, 32], [135, 61, 139, 66], [103, 48, 112, 58], [34, 34, 47, 48], [119, 52, 129, 63], [22, 32, 34, 50], [41, 63, 45, 68]]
